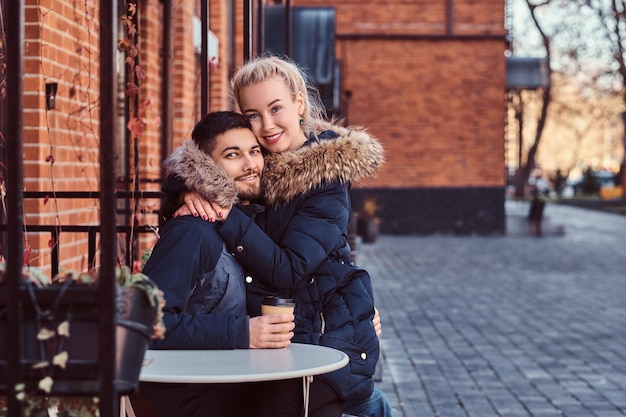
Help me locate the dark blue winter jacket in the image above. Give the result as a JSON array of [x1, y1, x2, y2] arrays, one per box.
[[143, 215, 250, 350], [163, 120, 385, 403]]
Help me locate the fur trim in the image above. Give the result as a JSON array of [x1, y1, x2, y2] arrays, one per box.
[[262, 122, 385, 206], [163, 140, 239, 207]]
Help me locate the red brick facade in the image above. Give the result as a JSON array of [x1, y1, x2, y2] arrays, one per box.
[[4, 0, 506, 271], [299, 0, 507, 234], [319, 0, 507, 189], [20, 0, 104, 267]]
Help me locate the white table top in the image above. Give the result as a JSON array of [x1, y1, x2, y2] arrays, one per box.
[[139, 343, 349, 383]]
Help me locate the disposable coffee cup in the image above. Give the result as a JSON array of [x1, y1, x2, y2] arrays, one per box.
[[261, 296, 295, 316]]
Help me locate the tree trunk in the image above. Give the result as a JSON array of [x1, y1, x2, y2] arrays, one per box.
[[519, 0, 553, 198]]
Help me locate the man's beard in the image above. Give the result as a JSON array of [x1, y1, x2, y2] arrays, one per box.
[[237, 184, 262, 202]]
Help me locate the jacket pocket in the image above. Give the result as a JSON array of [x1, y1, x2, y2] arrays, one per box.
[[318, 333, 378, 402]]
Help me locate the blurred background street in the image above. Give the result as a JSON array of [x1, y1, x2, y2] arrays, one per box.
[[361, 201, 626, 417]]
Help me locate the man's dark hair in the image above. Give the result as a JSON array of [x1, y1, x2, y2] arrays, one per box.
[[192, 111, 253, 154], [159, 111, 253, 225]]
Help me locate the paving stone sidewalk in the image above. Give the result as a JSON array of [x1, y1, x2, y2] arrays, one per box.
[[358, 201, 626, 417]]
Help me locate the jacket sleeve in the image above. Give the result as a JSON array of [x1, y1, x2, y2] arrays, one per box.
[[142, 217, 250, 349], [217, 182, 349, 290], [159, 174, 186, 222]]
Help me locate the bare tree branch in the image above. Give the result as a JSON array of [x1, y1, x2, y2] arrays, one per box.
[[519, 0, 554, 195]]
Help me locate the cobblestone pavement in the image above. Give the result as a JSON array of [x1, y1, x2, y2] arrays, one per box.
[[358, 201, 626, 417]]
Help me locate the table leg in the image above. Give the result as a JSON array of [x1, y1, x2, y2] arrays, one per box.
[[302, 375, 313, 417], [121, 395, 137, 417]]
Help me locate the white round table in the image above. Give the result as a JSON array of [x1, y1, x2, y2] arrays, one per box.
[[139, 343, 348, 383], [125, 343, 349, 417]]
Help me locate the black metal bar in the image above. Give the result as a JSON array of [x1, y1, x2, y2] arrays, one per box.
[[5, 0, 25, 414], [201, 0, 209, 116], [125, 234, 132, 267], [131, 129, 141, 268], [446, 0, 454, 35], [285, 0, 291, 58], [99, 1, 118, 415], [257, 0, 264, 55], [228, 0, 237, 77], [20, 190, 164, 199], [52, 228, 60, 277], [121, 3, 132, 229], [161, 0, 173, 173], [88, 229, 97, 271], [0, 224, 159, 233], [0, 224, 159, 278], [244, 0, 252, 61]]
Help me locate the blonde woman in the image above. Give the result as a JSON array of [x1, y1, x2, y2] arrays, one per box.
[[166, 55, 390, 417]]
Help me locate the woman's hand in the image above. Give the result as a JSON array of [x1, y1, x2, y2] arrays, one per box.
[[173, 191, 231, 222], [373, 307, 382, 337]]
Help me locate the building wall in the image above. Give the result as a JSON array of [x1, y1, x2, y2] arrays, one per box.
[[208, 0, 231, 112], [8, 0, 507, 274], [136, 0, 164, 184], [171, 0, 202, 141], [12, 0, 241, 272], [15, 0, 183, 271], [20, 0, 104, 268], [296, 0, 507, 234]]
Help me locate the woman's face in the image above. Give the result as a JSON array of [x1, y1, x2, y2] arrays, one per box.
[[238, 77, 306, 153]]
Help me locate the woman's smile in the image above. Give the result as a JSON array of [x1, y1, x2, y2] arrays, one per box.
[[239, 77, 306, 153], [262, 131, 283, 144]]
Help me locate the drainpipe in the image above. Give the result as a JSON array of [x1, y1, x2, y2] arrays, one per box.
[[5, 1, 25, 414], [201, 0, 209, 116], [99, 1, 119, 415], [446, 0, 454, 35], [244, 0, 253, 61], [161, 0, 172, 168], [285, 0, 292, 57]]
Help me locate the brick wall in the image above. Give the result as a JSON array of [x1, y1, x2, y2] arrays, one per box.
[[132, 0, 170, 258], [12, 0, 240, 273], [338, 38, 505, 189], [295, 0, 507, 234], [171, 0, 201, 142], [170, 0, 234, 135], [8, 0, 508, 275], [137, 0, 164, 184], [15, 0, 174, 272], [20, 0, 103, 268], [208, 0, 230, 112]]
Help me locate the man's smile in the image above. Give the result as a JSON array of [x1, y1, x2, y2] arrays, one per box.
[[237, 172, 260, 182]]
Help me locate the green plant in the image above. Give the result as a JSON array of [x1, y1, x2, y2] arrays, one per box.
[[361, 197, 380, 220], [0, 262, 165, 417], [114, 264, 165, 340], [1, 1, 161, 414]]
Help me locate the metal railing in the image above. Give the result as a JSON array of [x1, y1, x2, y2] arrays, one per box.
[[0, 191, 163, 277]]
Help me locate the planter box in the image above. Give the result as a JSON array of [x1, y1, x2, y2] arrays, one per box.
[[357, 217, 380, 243], [0, 284, 155, 395]]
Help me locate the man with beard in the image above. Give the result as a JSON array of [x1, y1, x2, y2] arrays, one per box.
[[141, 111, 297, 417]]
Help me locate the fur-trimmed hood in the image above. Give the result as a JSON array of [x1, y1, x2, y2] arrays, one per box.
[[163, 121, 384, 207], [262, 120, 385, 205], [163, 139, 239, 207]]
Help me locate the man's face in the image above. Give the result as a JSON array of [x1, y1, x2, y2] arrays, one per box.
[[210, 127, 264, 203]]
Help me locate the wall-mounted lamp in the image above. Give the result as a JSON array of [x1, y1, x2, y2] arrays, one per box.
[[45, 82, 58, 110]]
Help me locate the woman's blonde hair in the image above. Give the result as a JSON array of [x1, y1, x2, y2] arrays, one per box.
[[230, 55, 327, 133]]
